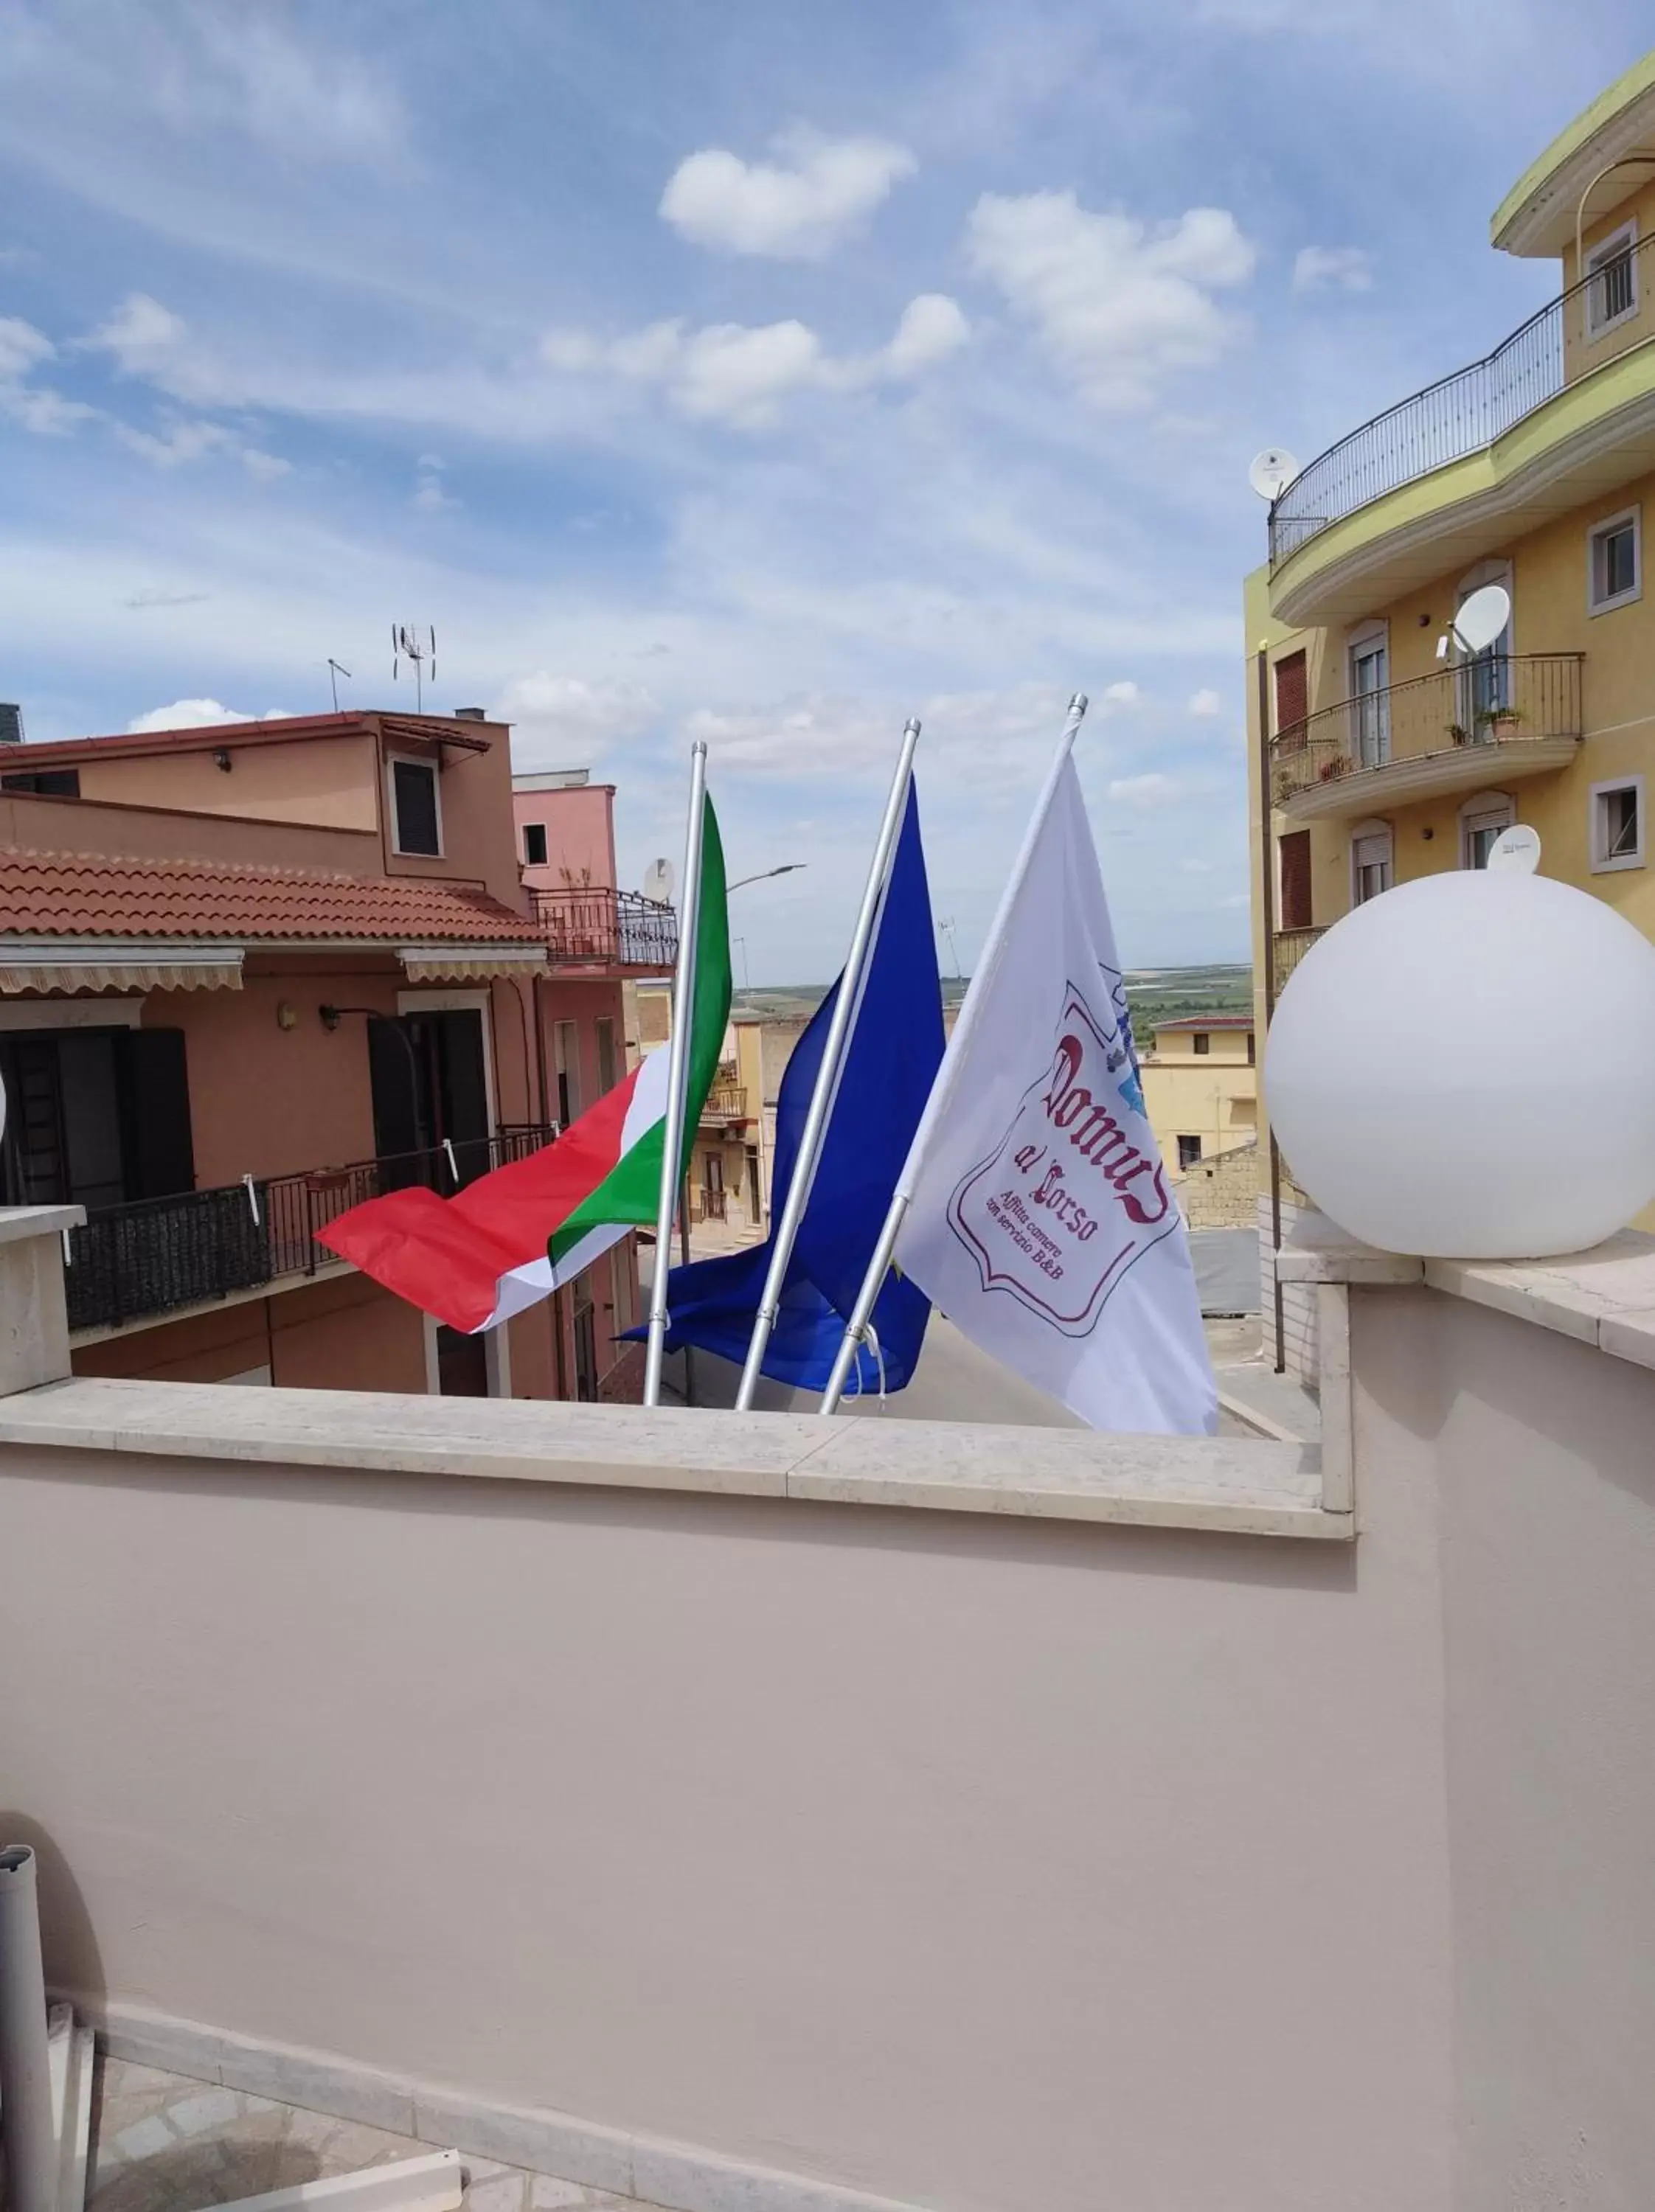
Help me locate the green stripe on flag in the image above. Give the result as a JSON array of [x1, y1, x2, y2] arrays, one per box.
[[548, 793, 731, 1265]]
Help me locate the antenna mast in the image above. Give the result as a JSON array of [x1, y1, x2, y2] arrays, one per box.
[[327, 659, 353, 712], [392, 625, 437, 712]]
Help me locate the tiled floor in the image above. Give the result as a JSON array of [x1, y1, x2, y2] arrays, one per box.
[[70, 2057, 668, 2212]]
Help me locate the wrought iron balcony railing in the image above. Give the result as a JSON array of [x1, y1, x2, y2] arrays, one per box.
[[700, 1077, 749, 1123], [65, 1123, 558, 1335], [1271, 926, 1326, 1000], [1269, 229, 1655, 570], [1269, 654, 1583, 809], [530, 887, 678, 971]]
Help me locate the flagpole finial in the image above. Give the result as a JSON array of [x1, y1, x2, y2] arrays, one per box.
[[903, 717, 921, 738], [1068, 692, 1089, 717]]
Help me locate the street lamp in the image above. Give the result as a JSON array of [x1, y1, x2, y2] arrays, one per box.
[[726, 863, 807, 894]]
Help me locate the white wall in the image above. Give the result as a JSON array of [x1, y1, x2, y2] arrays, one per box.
[[0, 1437, 1451, 2212]]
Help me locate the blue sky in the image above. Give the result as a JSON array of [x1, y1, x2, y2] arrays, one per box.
[[1, 1, 1649, 979]]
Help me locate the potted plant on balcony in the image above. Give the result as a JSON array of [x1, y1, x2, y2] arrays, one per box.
[[1476, 703, 1524, 742], [1317, 754, 1350, 782], [1448, 722, 1470, 746]]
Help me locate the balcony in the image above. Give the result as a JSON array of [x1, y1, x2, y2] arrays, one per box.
[[1269, 230, 1655, 625], [530, 886, 678, 973], [699, 1075, 749, 1125], [65, 1124, 556, 1336], [1269, 653, 1583, 824], [1271, 925, 1327, 995]]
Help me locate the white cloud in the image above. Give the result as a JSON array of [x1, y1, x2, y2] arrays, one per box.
[[493, 674, 659, 765], [1292, 245, 1374, 293], [125, 699, 290, 733], [1100, 679, 1141, 709], [0, 316, 54, 382], [413, 455, 457, 511], [660, 130, 915, 259], [965, 191, 1257, 409], [89, 292, 187, 377], [684, 681, 1083, 785], [0, 316, 98, 437], [1187, 686, 1222, 715], [1107, 771, 1183, 807], [540, 294, 968, 429], [111, 413, 287, 477]]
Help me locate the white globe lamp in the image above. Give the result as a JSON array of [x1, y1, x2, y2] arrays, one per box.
[[1265, 864, 1655, 1257]]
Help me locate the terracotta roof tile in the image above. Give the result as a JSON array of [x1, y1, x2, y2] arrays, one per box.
[[0, 848, 543, 945]]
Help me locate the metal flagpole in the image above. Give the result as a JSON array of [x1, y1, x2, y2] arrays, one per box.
[[819, 693, 1089, 1414], [644, 741, 709, 1408], [734, 718, 922, 1411]]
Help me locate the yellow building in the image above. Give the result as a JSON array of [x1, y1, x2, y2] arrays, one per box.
[[1249, 51, 1655, 1281], [1139, 1015, 1257, 1175]]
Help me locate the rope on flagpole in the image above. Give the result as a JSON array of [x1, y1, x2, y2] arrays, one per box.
[[734, 717, 923, 1411], [644, 740, 709, 1408], [818, 692, 1089, 1416]]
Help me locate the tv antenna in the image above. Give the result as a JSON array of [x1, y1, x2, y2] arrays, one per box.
[[936, 916, 962, 981], [392, 625, 437, 710], [1436, 583, 1510, 662], [1247, 447, 1300, 502], [327, 658, 353, 712]]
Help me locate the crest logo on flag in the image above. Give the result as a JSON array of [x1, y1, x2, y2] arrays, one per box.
[[944, 975, 1177, 1335]]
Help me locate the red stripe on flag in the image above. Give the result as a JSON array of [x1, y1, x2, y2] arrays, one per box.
[[317, 1068, 641, 1332]]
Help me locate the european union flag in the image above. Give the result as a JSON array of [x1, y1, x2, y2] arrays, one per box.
[[656, 778, 945, 1394]]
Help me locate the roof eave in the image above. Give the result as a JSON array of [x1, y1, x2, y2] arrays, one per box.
[[1492, 52, 1655, 257]]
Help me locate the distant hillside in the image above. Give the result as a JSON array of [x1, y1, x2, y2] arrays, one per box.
[[734, 965, 1252, 1029]]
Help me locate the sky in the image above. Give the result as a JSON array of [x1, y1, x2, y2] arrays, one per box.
[[1, 1, 1650, 981]]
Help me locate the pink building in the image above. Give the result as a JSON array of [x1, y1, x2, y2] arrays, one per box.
[[0, 710, 676, 1401]]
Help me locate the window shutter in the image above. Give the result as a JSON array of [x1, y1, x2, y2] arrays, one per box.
[[117, 1029, 196, 1199], [1274, 651, 1308, 751], [1278, 830, 1313, 931]]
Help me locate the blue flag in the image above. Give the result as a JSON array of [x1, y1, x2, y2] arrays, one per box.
[[654, 779, 945, 1394]]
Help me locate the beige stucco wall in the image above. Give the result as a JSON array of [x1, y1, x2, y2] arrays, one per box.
[[1139, 1032, 1257, 1168], [0, 1413, 1454, 2212], [1352, 1283, 1655, 2212], [74, 732, 383, 834]]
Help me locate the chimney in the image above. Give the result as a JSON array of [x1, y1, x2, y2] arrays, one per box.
[[0, 705, 23, 746], [454, 706, 487, 722]]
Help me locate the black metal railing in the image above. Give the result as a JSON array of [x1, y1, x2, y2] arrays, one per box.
[[65, 1122, 557, 1334], [1270, 230, 1655, 570], [530, 887, 679, 970], [1269, 654, 1583, 808]]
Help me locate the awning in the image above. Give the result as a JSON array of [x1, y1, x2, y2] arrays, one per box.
[[0, 940, 244, 994], [399, 944, 549, 983]]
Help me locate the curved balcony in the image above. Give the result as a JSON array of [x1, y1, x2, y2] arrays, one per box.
[[1270, 655, 1583, 824], [1269, 232, 1655, 624]]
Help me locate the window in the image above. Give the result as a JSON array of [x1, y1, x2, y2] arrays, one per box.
[[1460, 790, 1515, 871], [1455, 560, 1513, 733], [595, 1015, 617, 1095], [1246, 1031, 1256, 1066], [1586, 220, 1638, 337], [0, 768, 80, 797], [1351, 821, 1392, 905], [1277, 829, 1313, 931], [1193, 1032, 1210, 1056], [1176, 1135, 1202, 1171], [522, 821, 548, 868], [1589, 507, 1641, 614], [390, 757, 441, 855], [1273, 650, 1308, 751], [1590, 776, 1645, 873], [1347, 622, 1389, 769], [554, 1020, 580, 1127]]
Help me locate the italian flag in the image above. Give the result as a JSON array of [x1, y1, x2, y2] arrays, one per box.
[[319, 795, 731, 1335]]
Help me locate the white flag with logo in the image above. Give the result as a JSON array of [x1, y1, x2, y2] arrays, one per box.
[[895, 757, 1216, 1435]]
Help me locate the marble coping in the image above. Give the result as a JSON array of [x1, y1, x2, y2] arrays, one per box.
[[1276, 1211, 1655, 1372], [0, 1376, 1346, 1541]]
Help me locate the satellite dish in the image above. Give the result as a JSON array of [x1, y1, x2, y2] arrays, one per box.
[[1451, 584, 1511, 656], [641, 858, 675, 905], [1487, 824, 1541, 876], [1248, 447, 1300, 501]]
